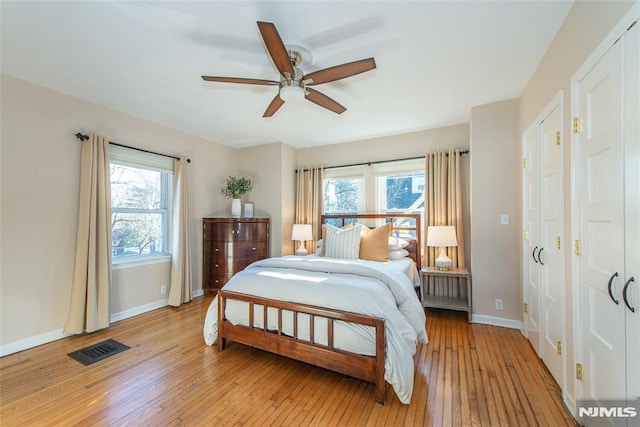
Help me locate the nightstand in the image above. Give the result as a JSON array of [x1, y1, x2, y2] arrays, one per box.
[[420, 267, 472, 322]]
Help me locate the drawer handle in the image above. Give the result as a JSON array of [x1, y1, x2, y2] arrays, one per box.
[[215, 248, 219, 251], [252, 247, 256, 251], [215, 264, 219, 268]]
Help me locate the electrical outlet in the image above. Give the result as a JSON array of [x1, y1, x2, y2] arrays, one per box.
[[495, 299, 504, 310], [161, 285, 167, 295], [500, 214, 510, 225]]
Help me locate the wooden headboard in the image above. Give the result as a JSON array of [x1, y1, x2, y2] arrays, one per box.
[[320, 213, 422, 271]]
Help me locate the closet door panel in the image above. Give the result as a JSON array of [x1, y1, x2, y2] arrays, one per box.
[[624, 20, 640, 403], [540, 103, 564, 386], [578, 38, 626, 404], [523, 125, 541, 356]]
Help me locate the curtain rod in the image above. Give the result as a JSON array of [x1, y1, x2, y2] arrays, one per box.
[[74, 133, 191, 163], [295, 150, 469, 172]]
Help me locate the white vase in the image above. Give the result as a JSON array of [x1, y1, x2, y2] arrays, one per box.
[[231, 198, 241, 216]]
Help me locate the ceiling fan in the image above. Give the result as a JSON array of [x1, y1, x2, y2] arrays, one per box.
[[201, 21, 376, 117]]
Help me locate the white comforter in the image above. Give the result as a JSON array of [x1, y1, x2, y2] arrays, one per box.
[[203, 255, 428, 404]]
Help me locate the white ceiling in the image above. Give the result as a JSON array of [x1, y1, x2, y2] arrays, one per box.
[[1, 1, 573, 149]]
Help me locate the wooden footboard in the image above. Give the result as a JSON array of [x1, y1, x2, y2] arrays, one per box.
[[218, 290, 387, 404]]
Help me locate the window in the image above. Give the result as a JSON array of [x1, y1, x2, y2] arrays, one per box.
[[323, 165, 365, 215], [323, 159, 424, 237], [110, 146, 173, 261], [373, 159, 424, 213]]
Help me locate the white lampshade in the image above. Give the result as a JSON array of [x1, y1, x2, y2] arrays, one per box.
[[426, 226, 458, 247], [427, 225, 458, 270], [291, 224, 313, 256]]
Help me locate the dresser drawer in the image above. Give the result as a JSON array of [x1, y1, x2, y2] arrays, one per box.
[[206, 256, 257, 274], [204, 222, 268, 241], [203, 241, 269, 257], [206, 273, 234, 290]]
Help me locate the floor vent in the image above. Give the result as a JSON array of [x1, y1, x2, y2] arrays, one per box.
[[67, 339, 130, 366]]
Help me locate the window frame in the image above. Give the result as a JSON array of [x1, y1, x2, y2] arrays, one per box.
[[109, 146, 173, 266]]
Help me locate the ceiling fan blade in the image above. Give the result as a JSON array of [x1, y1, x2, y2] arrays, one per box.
[[257, 21, 295, 78], [202, 76, 278, 85], [303, 58, 376, 86], [263, 94, 285, 117], [305, 88, 346, 114]]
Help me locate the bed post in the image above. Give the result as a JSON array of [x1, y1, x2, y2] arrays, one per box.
[[217, 293, 226, 351], [375, 318, 386, 404]]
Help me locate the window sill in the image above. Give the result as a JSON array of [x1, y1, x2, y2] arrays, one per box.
[[112, 254, 171, 270]]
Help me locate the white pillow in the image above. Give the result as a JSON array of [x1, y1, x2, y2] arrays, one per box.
[[388, 248, 410, 260], [324, 224, 362, 260], [388, 236, 410, 250]]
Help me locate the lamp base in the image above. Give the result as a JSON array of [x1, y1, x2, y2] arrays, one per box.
[[295, 242, 308, 256], [435, 247, 452, 271]]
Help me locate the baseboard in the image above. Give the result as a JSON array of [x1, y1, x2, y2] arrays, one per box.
[[109, 298, 168, 323], [0, 328, 74, 357], [192, 289, 205, 298], [472, 314, 523, 331]]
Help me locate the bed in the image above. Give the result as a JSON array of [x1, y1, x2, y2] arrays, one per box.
[[203, 213, 427, 404]]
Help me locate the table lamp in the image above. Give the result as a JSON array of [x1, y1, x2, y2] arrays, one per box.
[[292, 224, 313, 256], [427, 225, 458, 270]]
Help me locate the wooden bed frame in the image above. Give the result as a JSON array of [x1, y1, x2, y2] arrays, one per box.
[[217, 213, 422, 405]]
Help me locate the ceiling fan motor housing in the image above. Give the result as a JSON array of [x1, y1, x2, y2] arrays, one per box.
[[279, 54, 306, 102]]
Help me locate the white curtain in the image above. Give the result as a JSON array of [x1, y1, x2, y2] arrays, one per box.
[[168, 158, 192, 306], [64, 134, 112, 334], [295, 166, 324, 253], [424, 149, 466, 297]]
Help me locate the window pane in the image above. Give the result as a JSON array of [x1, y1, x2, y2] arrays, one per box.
[[376, 173, 425, 239], [323, 178, 363, 214], [112, 212, 165, 257], [383, 174, 424, 211], [111, 165, 162, 209]]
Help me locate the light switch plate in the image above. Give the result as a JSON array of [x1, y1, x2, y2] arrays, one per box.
[[500, 214, 509, 225]]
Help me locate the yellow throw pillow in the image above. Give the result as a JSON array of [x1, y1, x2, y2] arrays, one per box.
[[359, 222, 392, 262]]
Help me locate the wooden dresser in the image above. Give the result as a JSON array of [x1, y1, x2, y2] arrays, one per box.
[[202, 217, 270, 292]]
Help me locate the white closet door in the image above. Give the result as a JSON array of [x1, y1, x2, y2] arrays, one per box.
[[539, 104, 564, 387], [623, 20, 640, 404], [578, 38, 626, 404], [523, 125, 541, 356]]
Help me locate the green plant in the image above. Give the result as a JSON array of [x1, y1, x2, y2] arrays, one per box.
[[220, 176, 253, 199]]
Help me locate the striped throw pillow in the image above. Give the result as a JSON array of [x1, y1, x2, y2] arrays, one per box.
[[324, 224, 362, 259]]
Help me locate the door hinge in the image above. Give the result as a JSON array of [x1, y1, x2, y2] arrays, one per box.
[[556, 236, 561, 250], [556, 131, 561, 145], [573, 117, 582, 134], [522, 158, 528, 169], [576, 363, 583, 380], [523, 230, 529, 241], [524, 303, 529, 313], [575, 240, 582, 256], [557, 341, 562, 355]]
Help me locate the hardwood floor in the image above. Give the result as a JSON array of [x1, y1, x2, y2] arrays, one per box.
[[0, 295, 577, 426]]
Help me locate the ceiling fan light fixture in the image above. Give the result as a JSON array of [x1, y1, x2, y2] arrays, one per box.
[[279, 82, 305, 102]]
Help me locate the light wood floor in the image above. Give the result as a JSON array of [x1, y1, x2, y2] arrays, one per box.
[[1, 295, 577, 426]]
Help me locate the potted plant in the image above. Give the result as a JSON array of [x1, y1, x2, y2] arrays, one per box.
[[220, 176, 253, 216]]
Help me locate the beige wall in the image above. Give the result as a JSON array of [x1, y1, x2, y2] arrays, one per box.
[[518, 0, 636, 405], [470, 99, 521, 321], [237, 141, 297, 257], [0, 74, 236, 349]]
